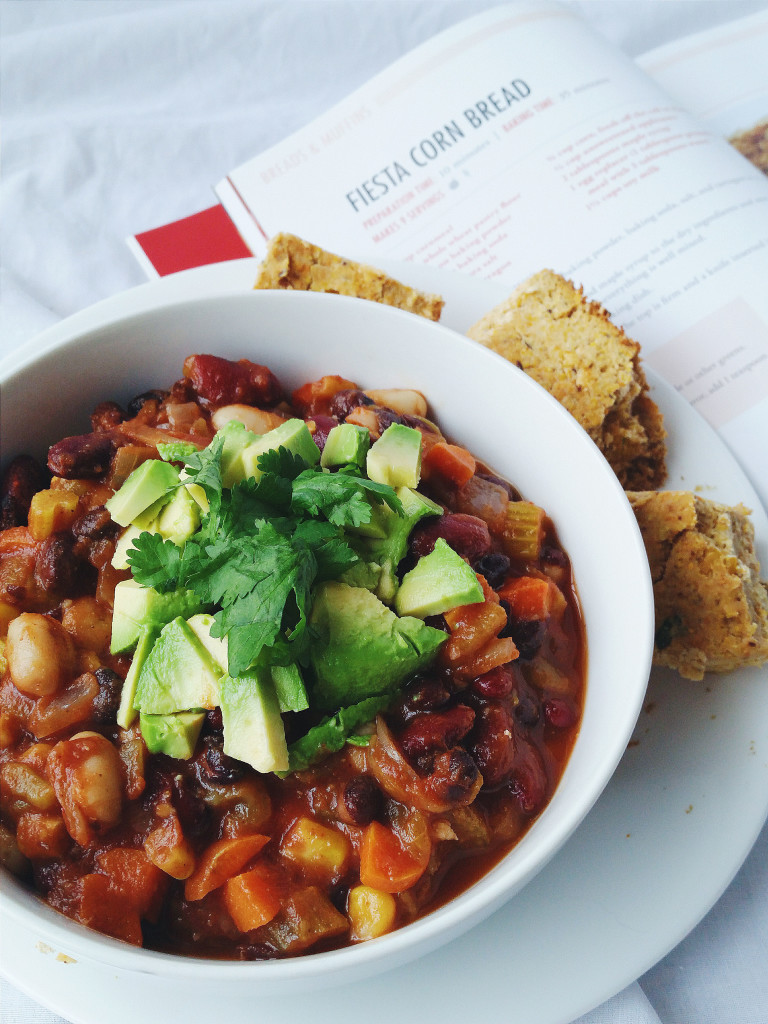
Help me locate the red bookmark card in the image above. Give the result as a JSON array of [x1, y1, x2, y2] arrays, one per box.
[[128, 204, 252, 278]]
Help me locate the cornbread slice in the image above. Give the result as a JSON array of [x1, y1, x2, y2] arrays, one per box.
[[628, 490, 768, 680], [729, 119, 768, 176], [467, 270, 667, 489], [254, 233, 444, 321]]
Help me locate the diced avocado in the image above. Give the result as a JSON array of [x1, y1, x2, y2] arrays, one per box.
[[219, 669, 289, 773], [133, 616, 223, 714], [366, 423, 422, 489], [395, 537, 484, 618], [308, 581, 446, 711], [271, 663, 309, 712], [110, 578, 204, 654], [180, 469, 209, 512], [351, 487, 442, 603], [116, 625, 158, 729], [320, 423, 370, 469], [154, 485, 201, 546], [139, 711, 205, 759], [132, 495, 171, 530], [187, 612, 228, 673], [339, 559, 382, 591], [105, 459, 180, 527], [219, 419, 261, 489], [112, 524, 154, 570], [239, 419, 321, 482]]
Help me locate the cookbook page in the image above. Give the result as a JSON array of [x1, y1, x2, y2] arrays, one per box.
[[216, 2, 768, 509]]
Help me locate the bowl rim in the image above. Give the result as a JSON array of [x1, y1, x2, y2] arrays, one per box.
[[0, 283, 654, 985]]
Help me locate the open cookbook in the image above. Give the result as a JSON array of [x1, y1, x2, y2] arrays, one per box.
[[128, 1, 768, 513]]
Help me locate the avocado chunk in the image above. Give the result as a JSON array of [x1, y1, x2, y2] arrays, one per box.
[[154, 485, 201, 545], [320, 423, 370, 469], [218, 419, 261, 488], [186, 612, 228, 673], [110, 578, 204, 654], [395, 537, 484, 618], [308, 581, 446, 711], [112, 523, 154, 570], [105, 459, 180, 527], [366, 423, 422, 489], [239, 418, 321, 483], [271, 662, 309, 712], [351, 487, 442, 602], [116, 625, 158, 729], [133, 616, 223, 714], [219, 669, 289, 773], [139, 710, 205, 759]]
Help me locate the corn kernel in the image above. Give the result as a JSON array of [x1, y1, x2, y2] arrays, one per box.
[[348, 885, 397, 941], [280, 816, 351, 882], [28, 490, 80, 541]]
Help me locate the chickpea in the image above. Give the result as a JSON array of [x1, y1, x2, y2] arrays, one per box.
[[6, 613, 76, 696], [60, 597, 112, 655], [48, 731, 124, 847]]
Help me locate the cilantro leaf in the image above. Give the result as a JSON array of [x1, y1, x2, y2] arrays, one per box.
[[287, 695, 392, 773], [127, 532, 183, 592]]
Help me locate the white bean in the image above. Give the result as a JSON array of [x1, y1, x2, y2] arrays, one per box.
[[6, 613, 75, 696]]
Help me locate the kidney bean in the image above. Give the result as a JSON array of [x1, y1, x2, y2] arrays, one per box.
[[430, 749, 481, 804], [47, 433, 116, 479], [472, 665, 516, 699], [399, 704, 475, 766], [473, 552, 510, 588], [0, 455, 49, 529], [90, 401, 125, 432], [182, 354, 283, 407], [72, 506, 119, 543], [92, 667, 123, 723], [34, 534, 83, 595], [543, 696, 579, 730], [309, 414, 338, 452], [511, 738, 548, 814], [328, 389, 374, 419], [469, 702, 516, 788], [410, 512, 492, 562], [375, 408, 404, 432], [343, 776, 383, 825], [475, 468, 522, 502], [126, 389, 166, 419], [540, 545, 568, 568]]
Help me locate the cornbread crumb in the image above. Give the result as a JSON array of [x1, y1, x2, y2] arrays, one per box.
[[628, 490, 768, 680], [254, 233, 444, 321], [729, 119, 768, 176], [467, 269, 667, 489]]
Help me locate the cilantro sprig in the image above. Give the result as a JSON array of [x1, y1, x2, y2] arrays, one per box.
[[127, 439, 403, 676]]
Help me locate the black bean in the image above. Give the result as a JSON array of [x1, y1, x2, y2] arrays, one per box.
[[0, 455, 49, 529], [201, 736, 244, 783], [172, 775, 211, 838], [92, 667, 123, 722], [473, 552, 511, 588], [72, 506, 120, 542], [126, 389, 166, 418], [328, 389, 374, 419], [343, 776, 382, 825], [91, 401, 125, 432], [499, 613, 546, 660], [430, 749, 481, 804]]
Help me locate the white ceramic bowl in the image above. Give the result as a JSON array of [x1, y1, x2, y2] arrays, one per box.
[[0, 285, 654, 995]]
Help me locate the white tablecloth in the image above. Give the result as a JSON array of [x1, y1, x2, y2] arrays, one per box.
[[1, 3, 767, 1022]]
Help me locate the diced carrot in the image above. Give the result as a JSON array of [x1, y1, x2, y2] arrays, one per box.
[[224, 862, 284, 932], [442, 601, 508, 666], [185, 833, 270, 902], [16, 812, 70, 859], [454, 636, 518, 678], [498, 575, 565, 620], [422, 442, 476, 486], [359, 821, 428, 893], [0, 527, 36, 554], [95, 847, 167, 921], [77, 872, 143, 946], [291, 375, 357, 417]]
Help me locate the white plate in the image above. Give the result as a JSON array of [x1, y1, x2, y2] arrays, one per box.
[[2, 258, 767, 1024]]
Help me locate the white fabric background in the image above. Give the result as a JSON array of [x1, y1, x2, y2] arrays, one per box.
[[1, 3, 767, 1023]]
